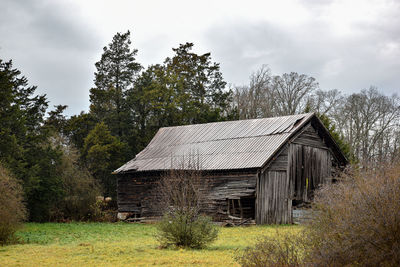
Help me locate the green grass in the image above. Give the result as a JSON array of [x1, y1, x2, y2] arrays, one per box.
[[0, 222, 301, 266]]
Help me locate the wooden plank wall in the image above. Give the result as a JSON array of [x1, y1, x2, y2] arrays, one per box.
[[206, 173, 257, 220], [288, 144, 331, 202], [117, 171, 257, 220], [289, 124, 332, 203], [256, 145, 291, 224], [256, 123, 334, 225], [256, 170, 291, 224], [117, 174, 161, 217]]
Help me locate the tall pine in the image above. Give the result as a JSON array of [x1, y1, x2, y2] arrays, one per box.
[[89, 31, 142, 145]]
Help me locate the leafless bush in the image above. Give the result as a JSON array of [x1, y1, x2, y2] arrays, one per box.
[[155, 156, 218, 248], [306, 161, 400, 266], [157, 166, 205, 216], [0, 164, 27, 245]]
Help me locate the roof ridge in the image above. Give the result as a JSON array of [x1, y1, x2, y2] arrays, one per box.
[[146, 131, 292, 148], [157, 112, 315, 130]]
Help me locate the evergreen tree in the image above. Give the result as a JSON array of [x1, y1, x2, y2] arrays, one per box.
[[82, 122, 128, 199], [89, 31, 142, 141], [65, 112, 97, 152], [45, 104, 68, 135], [163, 42, 232, 124], [317, 113, 352, 162], [126, 64, 177, 152], [0, 59, 64, 221]]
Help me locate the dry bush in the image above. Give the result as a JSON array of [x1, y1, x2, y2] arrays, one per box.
[[155, 157, 218, 249], [0, 164, 26, 245], [306, 161, 400, 266], [236, 230, 307, 267], [237, 161, 400, 267]]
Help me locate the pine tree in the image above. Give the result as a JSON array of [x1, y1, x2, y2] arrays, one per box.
[[89, 31, 142, 141], [163, 42, 232, 124], [82, 122, 128, 199]]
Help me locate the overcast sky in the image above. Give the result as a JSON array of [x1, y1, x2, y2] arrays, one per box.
[[1, 0, 399, 116]]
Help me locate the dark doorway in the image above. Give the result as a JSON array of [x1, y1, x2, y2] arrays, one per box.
[[227, 196, 255, 219]]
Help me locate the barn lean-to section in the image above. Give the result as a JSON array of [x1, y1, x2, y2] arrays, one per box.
[[115, 113, 347, 224]]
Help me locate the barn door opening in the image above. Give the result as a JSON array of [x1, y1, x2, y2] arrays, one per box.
[[289, 144, 331, 223], [227, 196, 255, 219]]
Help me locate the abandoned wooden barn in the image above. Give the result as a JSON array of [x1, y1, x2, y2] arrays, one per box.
[[115, 113, 347, 224]]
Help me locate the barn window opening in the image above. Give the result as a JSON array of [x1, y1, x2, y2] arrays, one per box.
[[227, 196, 255, 219]]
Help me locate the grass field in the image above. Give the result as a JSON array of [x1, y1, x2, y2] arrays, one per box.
[[0, 222, 300, 266]]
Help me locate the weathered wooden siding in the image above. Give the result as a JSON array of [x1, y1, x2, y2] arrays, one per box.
[[256, 170, 291, 224], [289, 123, 332, 203], [287, 123, 333, 223], [292, 124, 329, 149], [288, 144, 331, 203], [117, 173, 161, 218], [255, 123, 334, 224], [256, 145, 290, 224], [117, 171, 257, 220]]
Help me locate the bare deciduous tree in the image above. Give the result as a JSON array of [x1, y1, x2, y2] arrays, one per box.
[[234, 66, 321, 118], [234, 65, 273, 119], [157, 161, 206, 216], [307, 88, 344, 115], [332, 87, 400, 165], [272, 72, 318, 115]]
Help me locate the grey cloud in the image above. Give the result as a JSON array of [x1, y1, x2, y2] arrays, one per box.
[[204, 16, 400, 95], [0, 0, 102, 116]]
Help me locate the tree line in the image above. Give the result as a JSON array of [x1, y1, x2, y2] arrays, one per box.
[[1, 30, 399, 222]]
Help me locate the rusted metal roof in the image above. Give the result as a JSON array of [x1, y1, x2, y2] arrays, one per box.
[[115, 113, 315, 173]]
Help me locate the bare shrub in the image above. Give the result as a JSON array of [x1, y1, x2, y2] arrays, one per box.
[[0, 164, 26, 245], [155, 156, 218, 249], [306, 161, 400, 266], [236, 230, 306, 267]]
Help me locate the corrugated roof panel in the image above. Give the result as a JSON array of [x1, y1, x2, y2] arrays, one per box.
[[114, 113, 314, 173]]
